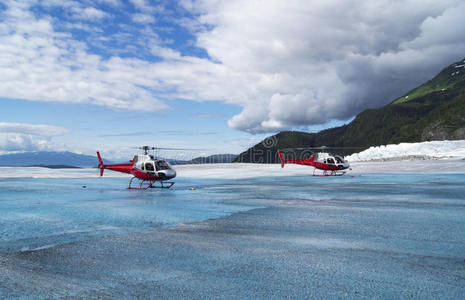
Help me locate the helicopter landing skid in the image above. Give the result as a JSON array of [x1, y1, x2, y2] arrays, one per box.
[[312, 169, 346, 177], [128, 177, 175, 190]]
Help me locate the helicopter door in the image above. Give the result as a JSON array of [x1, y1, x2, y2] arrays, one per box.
[[326, 158, 336, 167]]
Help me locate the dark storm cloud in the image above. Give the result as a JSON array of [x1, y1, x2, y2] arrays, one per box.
[[187, 0, 465, 132]]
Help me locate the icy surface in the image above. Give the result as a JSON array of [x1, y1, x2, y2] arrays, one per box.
[[0, 176, 260, 252], [346, 140, 465, 161], [0, 165, 464, 298]]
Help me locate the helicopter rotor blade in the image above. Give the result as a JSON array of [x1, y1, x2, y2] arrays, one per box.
[[280, 146, 363, 150], [132, 146, 205, 151], [151, 147, 205, 151]]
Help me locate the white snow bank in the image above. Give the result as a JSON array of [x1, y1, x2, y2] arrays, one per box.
[[349, 159, 465, 174], [346, 140, 465, 162]]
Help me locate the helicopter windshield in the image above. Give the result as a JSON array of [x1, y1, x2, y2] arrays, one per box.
[[334, 156, 344, 163], [155, 160, 171, 171]]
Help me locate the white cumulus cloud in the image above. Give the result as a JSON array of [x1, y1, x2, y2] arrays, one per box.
[[131, 13, 156, 24], [0, 122, 68, 152], [0, 0, 168, 111]]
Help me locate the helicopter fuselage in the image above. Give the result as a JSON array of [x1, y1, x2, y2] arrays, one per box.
[[278, 150, 350, 175], [97, 153, 176, 182]]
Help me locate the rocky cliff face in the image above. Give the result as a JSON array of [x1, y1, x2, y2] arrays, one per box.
[[421, 123, 465, 141]]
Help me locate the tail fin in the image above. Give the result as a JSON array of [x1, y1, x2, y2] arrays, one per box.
[[96, 151, 104, 176], [278, 150, 285, 168]]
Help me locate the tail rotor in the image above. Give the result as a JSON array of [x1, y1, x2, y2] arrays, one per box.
[[96, 151, 104, 176], [278, 150, 285, 168]]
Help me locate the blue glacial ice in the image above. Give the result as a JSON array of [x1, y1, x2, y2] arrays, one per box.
[[0, 175, 262, 252], [0, 166, 464, 298]]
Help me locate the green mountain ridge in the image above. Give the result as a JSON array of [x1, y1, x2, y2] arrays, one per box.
[[394, 58, 465, 104], [234, 58, 465, 163]]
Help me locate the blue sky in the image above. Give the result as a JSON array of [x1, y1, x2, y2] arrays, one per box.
[[1, 0, 465, 160], [0, 97, 263, 160]]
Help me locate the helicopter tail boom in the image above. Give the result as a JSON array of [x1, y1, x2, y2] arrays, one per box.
[[277, 149, 316, 167], [96, 151, 134, 175]]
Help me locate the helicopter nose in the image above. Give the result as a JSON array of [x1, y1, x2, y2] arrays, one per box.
[[158, 169, 176, 180], [338, 163, 349, 170]]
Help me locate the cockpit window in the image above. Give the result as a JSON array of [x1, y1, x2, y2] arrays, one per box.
[[327, 158, 335, 164], [145, 162, 154, 171], [335, 156, 343, 163], [155, 160, 171, 171]]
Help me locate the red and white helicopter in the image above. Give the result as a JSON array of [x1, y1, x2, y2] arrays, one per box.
[[277, 147, 351, 176], [97, 146, 184, 190]]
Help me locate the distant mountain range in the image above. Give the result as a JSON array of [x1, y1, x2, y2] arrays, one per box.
[[0, 151, 113, 167], [234, 58, 465, 163], [171, 154, 238, 165], [0, 151, 238, 167]]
